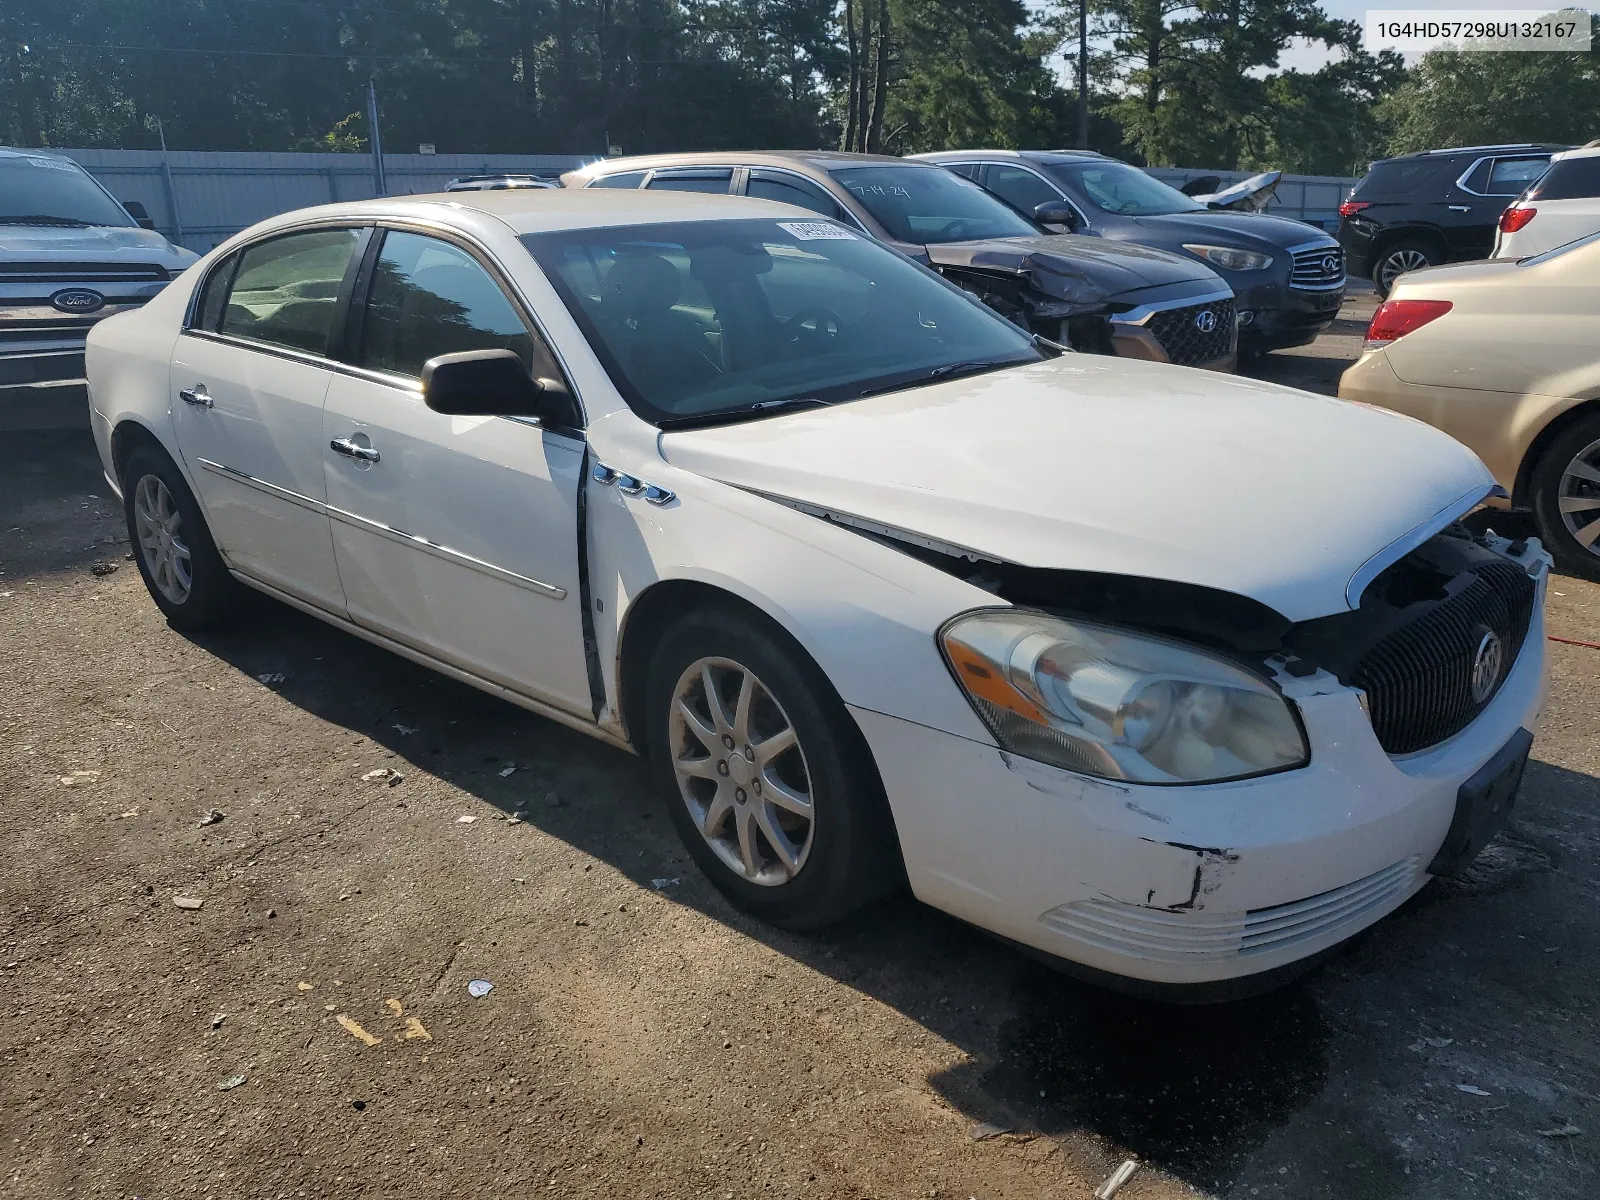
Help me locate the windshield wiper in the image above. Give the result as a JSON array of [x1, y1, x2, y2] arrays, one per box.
[[0, 215, 94, 227], [857, 357, 1029, 399], [656, 396, 831, 431]]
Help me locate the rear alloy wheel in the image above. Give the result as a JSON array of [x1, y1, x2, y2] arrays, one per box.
[[1531, 414, 1600, 581], [645, 605, 900, 929], [122, 444, 240, 629], [1372, 240, 1435, 297]]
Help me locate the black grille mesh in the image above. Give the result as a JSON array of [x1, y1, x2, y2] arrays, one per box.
[[1146, 298, 1236, 366], [0, 262, 168, 285], [1353, 562, 1535, 755]]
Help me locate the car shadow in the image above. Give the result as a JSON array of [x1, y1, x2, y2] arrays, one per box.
[[19, 427, 1600, 1197]]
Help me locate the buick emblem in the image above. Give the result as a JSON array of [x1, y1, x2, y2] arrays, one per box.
[[1321, 253, 1340, 274], [1193, 309, 1217, 334], [51, 288, 106, 314], [1470, 628, 1505, 705]]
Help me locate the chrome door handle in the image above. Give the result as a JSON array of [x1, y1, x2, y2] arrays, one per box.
[[178, 384, 212, 408], [329, 437, 380, 463], [1448, 205, 1471, 212]]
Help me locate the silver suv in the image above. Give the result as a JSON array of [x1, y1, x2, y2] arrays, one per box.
[[1, 148, 196, 427]]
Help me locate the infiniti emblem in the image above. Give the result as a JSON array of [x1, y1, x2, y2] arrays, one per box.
[[1470, 628, 1505, 705], [1193, 309, 1217, 334], [51, 287, 106, 314], [1321, 253, 1340, 274]]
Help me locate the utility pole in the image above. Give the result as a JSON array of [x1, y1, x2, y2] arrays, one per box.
[[367, 76, 387, 196], [1076, 0, 1089, 150]]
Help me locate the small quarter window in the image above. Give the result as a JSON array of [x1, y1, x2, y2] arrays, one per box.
[[587, 170, 647, 189], [1487, 156, 1552, 197], [218, 228, 363, 355], [193, 252, 237, 332], [359, 230, 556, 380]]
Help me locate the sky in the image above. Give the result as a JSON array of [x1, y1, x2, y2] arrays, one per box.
[[1027, 0, 1594, 77]]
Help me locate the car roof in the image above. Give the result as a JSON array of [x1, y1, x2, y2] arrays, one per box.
[[229, 189, 814, 241], [568, 149, 925, 180], [1551, 145, 1600, 163], [912, 149, 1108, 164], [1374, 143, 1574, 164]]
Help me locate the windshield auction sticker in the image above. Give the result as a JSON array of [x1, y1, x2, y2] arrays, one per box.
[[1365, 8, 1591, 52], [777, 221, 858, 241]]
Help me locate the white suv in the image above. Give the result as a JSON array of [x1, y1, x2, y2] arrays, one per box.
[[1493, 145, 1600, 259]]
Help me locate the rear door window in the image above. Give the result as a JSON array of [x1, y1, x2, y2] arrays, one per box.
[[1531, 156, 1600, 201], [745, 170, 842, 218], [218, 228, 364, 356], [647, 169, 734, 194], [357, 229, 557, 380]]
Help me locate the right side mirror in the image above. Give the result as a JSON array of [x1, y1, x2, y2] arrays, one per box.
[[123, 200, 156, 229], [1032, 201, 1082, 233], [421, 349, 579, 428]]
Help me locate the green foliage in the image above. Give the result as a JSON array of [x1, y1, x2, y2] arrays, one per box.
[[1381, 18, 1600, 154]]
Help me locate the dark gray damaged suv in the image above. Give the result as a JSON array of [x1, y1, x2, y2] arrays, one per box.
[[914, 150, 1346, 355]]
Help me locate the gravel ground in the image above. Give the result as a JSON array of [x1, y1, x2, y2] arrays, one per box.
[[4, 301, 1598, 1200]]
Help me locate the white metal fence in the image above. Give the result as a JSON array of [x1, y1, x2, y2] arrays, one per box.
[[53, 149, 1358, 252], [59, 149, 595, 253]]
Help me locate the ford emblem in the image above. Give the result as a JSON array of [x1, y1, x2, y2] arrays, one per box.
[[1193, 309, 1217, 334], [51, 288, 106, 314], [1321, 253, 1341, 274]]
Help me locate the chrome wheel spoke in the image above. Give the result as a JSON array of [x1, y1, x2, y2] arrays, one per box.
[[754, 804, 799, 874], [752, 726, 796, 768], [1564, 459, 1600, 487], [731, 670, 755, 745], [702, 789, 734, 838], [1577, 518, 1600, 549], [735, 807, 760, 876], [677, 698, 720, 753], [1559, 496, 1600, 514], [702, 663, 732, 733], [676, 753, 720, 780], [761, 772, 812, 818]]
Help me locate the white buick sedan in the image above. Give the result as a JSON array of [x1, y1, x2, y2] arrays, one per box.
[[86, 190, 1549, 996]]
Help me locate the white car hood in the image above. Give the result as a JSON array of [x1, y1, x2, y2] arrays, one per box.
[[660, 357, 1495, 623], [0, 224, 196, 268]]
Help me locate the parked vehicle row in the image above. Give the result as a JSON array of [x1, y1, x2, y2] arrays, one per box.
[[564, 151, 1245, 369], [1336, 142, 1570, 295], [86, 186, 1548, 998]]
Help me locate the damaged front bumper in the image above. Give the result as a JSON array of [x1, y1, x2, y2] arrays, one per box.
[[851, 559, 1548, 991]]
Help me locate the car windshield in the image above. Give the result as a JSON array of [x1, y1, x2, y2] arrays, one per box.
[[0, 155, 135, 227], [522, 218, 1043, 427], [1043, 160, 1205, 216], [827, 165, 1042, 244]]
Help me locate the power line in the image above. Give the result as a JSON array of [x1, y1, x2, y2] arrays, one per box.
[[3, 40, 774, 64]]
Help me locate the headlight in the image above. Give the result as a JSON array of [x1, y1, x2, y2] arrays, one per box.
[[1183, 244, 1273, 271], [941, 610, 1308, 785]]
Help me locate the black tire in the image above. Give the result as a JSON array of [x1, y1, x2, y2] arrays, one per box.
[[1529, 411, 1600, 582], [643, 603, 901, 929], [1371, 238, 1437, 298], [122, 444, 241, 629]]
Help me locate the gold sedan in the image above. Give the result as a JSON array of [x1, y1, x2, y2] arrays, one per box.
[[1339, 232, 1600, 579]]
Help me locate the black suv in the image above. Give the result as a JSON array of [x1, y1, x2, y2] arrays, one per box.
[[1338, 143, 1572, 295]]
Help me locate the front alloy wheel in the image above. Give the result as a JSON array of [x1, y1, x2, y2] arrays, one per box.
[[669, 657, 815, 885], [133, 474, 193, 605]]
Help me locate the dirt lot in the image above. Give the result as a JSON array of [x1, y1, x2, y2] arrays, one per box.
[[4, 300, 1599, 1200]]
